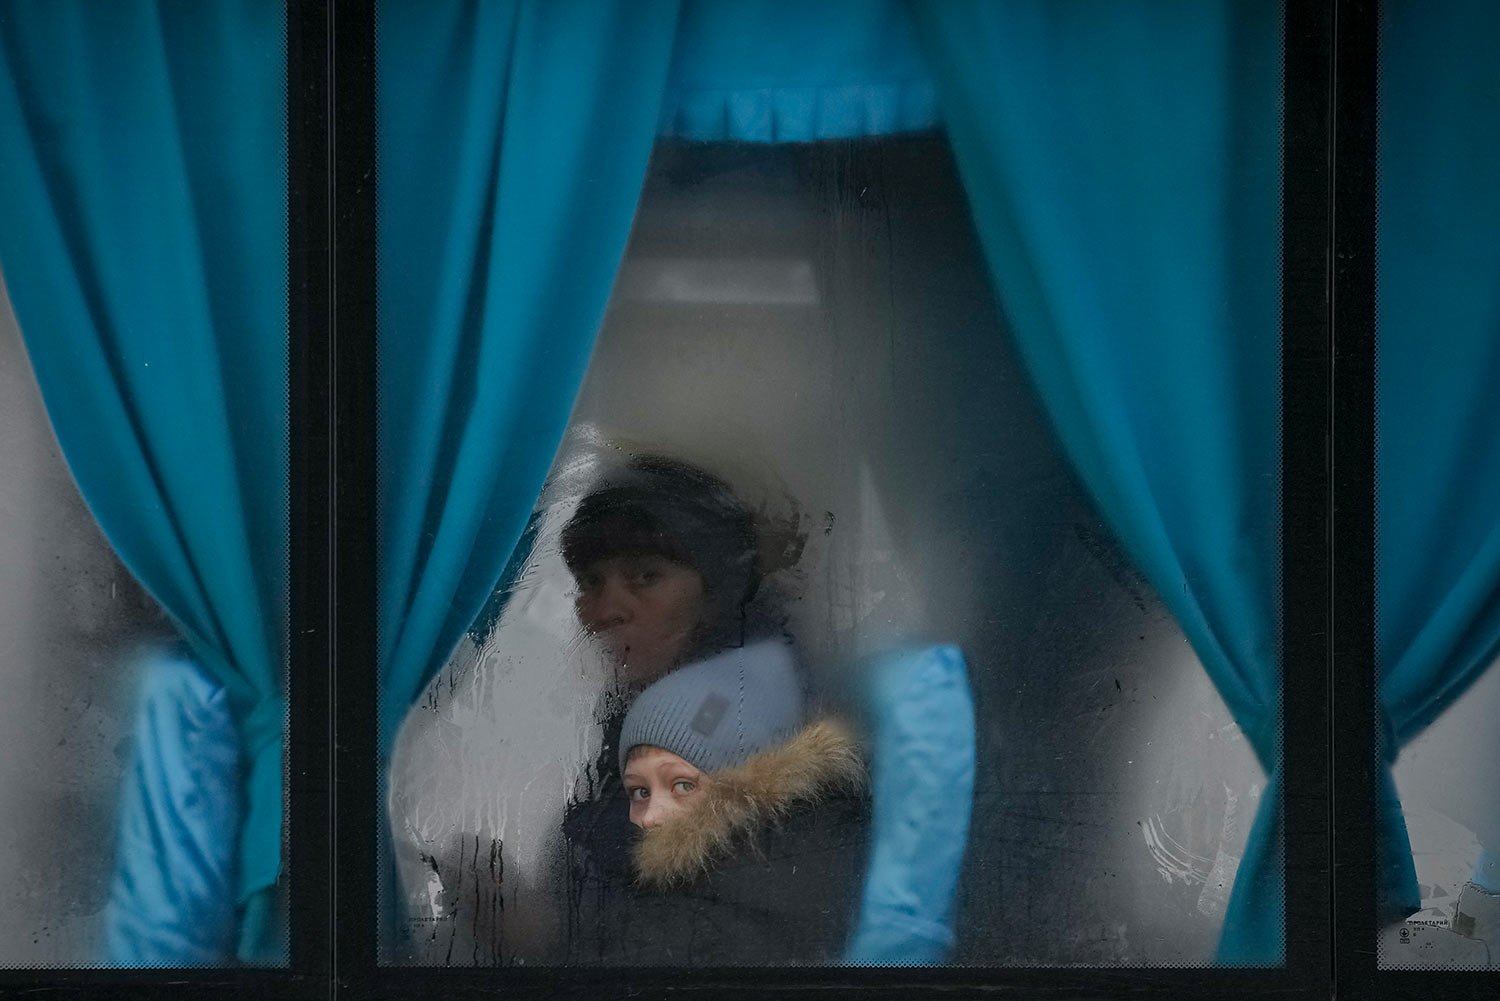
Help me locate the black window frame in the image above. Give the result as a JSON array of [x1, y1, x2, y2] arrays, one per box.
[[335, 0, 1336, 997]]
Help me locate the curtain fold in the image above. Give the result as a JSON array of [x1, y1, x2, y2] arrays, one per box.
[[0, 0, 288, 964], [375, 0, 681, 756], [909, 0, 1285, 964], [1374, 0, 1500, 924]]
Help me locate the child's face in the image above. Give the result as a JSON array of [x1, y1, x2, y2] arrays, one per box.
[[623, 746, 709, 829], [573, 555, 706, 684]]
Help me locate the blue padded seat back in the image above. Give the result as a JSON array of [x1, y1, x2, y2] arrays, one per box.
[[104, 647, 241, 966], [846, 644, 976, 964]]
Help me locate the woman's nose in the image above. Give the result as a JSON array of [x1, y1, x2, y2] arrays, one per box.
[[579, 576, 631, 632]]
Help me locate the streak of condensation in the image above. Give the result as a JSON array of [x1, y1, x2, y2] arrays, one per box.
[[1137, 781, 1254, 923]]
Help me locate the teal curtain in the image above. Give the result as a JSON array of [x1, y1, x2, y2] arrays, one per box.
[[1375, 0, 1500, 924], [909, 1, 1285, 964], [375, 0, 681, 756], [0, 1, 288, 964]]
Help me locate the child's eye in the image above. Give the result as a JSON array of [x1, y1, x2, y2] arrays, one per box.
[[627, 787, 649, 801], [672, 780, 696, 794]]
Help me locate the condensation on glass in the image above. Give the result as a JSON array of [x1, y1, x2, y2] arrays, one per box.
[[381, 137, 1269, 968]]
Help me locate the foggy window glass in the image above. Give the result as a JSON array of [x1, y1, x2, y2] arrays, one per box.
[[0, 281, 287, 968], [384, 137, 1269, 967]]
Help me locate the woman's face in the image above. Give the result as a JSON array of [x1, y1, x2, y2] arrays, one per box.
[[623, 746, 708, 829], [573, 554, 707, 684]]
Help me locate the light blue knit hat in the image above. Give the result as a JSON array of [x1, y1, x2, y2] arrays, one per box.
[[618, 639, 805, 774]]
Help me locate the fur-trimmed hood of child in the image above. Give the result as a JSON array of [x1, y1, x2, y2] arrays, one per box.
[[632, 715, 866, 888]]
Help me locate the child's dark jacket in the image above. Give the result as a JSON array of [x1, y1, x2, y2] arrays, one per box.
[[561, 718, 871, 966]]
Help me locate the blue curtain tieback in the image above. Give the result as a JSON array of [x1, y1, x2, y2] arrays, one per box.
[[1375, 704, 1421, 925], [236, 696, 285, 905]]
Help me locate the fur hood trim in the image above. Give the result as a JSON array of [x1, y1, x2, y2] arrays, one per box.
[[632, 716, 866, 888]]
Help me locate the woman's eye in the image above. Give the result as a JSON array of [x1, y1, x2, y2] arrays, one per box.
[[623, 562, 658, 585], [672, 780, 696, 794]]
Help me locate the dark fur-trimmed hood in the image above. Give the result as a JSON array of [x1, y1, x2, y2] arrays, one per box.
[[632, 717, 867, 888]]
